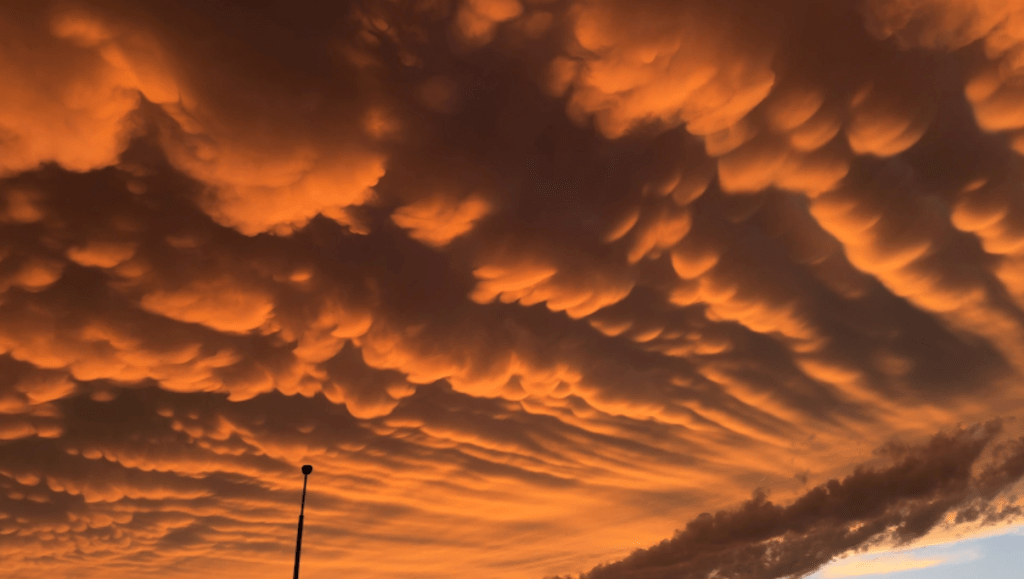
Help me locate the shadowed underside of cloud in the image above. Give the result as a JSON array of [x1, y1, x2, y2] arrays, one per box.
[[556, 421, 1024, 579], [3, 0, 1024, 577]]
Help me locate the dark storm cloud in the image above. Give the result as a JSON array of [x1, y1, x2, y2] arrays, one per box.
[[551, 421, 1024, 579]]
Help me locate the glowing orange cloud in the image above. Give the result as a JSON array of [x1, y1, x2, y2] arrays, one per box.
[[4, 1, 1024, 579]]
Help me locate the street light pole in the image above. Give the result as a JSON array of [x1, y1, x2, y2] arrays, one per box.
[[293, 464, 313, 579]]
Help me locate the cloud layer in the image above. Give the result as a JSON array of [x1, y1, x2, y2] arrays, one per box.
[[2, 0, 1024, 578], [556, 421, 1024, 579]]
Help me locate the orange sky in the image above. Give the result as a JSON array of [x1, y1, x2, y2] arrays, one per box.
[[3, 0, 1024, 578]]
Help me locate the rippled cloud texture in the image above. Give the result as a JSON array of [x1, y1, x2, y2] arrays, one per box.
[[3, 0, 1024, 577]]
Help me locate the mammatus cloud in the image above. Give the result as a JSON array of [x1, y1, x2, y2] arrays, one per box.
[[3, 0, 1024, 578]]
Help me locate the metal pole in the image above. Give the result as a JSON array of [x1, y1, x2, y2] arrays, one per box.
[[293, 465, 312, 579]]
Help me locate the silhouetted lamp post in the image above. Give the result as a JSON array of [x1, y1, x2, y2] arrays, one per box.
[[293, 464, 313, 579]]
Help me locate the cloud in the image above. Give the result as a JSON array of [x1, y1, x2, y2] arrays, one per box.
[[3, 0, 1024, 578], [0, 6, 149, 176], [2, 1, 387, 237], [559, 0, 780, 139], [555, 422, 1024, 579], [819, 547, 980, 578], [392, 193, 491, 247]]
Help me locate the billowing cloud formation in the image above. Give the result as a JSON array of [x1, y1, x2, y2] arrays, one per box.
[[3, 0, 1024, 578]]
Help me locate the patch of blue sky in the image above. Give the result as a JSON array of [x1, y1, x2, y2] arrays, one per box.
[[806, 526, 1024, 579]]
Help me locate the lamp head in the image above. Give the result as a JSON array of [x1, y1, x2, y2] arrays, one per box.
[[302, 464, 313, 475]]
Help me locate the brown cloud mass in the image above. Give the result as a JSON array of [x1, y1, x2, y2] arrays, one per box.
[[555, 420, 1024, 579], [3, 0, 1024, 578]]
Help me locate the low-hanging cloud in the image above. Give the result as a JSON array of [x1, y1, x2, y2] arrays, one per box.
[[4, 0, 1024, 578], [551, 420, 1024, 579]]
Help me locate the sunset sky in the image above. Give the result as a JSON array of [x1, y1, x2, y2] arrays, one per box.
[[4, 0, 1024, 578]]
